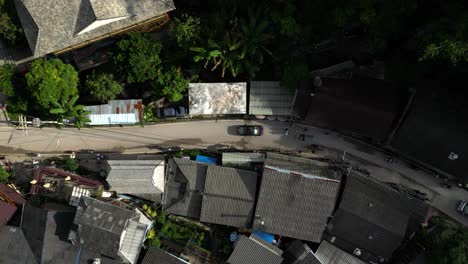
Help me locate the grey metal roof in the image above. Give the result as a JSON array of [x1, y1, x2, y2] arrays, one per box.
[[106, 159, 165, 197], [315, 241, 366, 264], [85, 99, 143, 125], [21, 206, 77, 264], [74, 196, 140, 259], [264, 153, 335, 177], [14, 0, 175, 57], [0, 226, 38, 264], [189, 83, 247, 115], [283, 241, 323, 264], [392, 90, 468, 184], [328, 172, 429, 259], [299, 77, 402, 141], [142, 247, 188, 264], [228, 234, 283, 264], [253, 153, 341, 242], [200, 166, 258, 228], [222, 152, 265, 167], [163, 158, 208, 219], [249, 81, 294, 115]]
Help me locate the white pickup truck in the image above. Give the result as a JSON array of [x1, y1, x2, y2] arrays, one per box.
[[457, 201, 468, 215]]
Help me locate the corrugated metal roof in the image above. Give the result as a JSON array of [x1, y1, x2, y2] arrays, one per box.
[[315, 241, 366, 264], [0, 226, 38, 264], [85, 99, 143, 125], [222, 152, 265, 167], [163, 158, 208, 218], [74, 196, 141, 259], [200, 166, 258, 227], [249, 81, 294, 115], [328, 172, 429, 259], [227, 234, 283, 264], [283, 241, 323, 264], [106, 160, 165, 196], [189, 83, 247, 115], [142, 247, 188, 264], [253, 153, 341, 242]]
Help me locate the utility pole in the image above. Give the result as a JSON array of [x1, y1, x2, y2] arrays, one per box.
[[18, 115, 28, 136]]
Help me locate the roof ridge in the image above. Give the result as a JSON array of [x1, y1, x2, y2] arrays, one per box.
[[249, 234, 282, 256]]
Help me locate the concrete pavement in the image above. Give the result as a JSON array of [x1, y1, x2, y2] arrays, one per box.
[[0, 119, 466, 225]]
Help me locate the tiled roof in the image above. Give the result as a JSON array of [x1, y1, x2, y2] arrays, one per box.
[[328, 172, 429, 259], [228, 234, 284, 264], [14, 0, 175, 57], [163, 158, 208, 219], [0, 226, 38, 264], [315, 241, 366, 264], [249, 81, 294, 116], [74, 196, 140, 259], [200, 166, 258, 227], [106, 159, 165, 198], [253, 153, 341, 242], [142, 247, 188, 264], [283, 241, 323, 264]]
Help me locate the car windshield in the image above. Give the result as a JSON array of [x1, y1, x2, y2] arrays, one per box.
[[239, 126, 258, 134]]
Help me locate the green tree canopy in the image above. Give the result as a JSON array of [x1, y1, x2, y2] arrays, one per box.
[[170, 14, 201, 48], [422, 217, 468, 264], [25, 58, 79, 110], [153, 67, 189, 102], [0, 0, 21, 44], [0, 63, 15, 97], [85, 72, 123, 103], [114, 32, 163, 83], [0, 166, 10, 183]]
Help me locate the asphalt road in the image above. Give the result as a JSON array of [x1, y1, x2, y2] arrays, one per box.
[[0, 119, 466, 226]]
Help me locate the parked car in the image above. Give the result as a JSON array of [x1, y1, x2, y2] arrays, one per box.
[[237, 125, 263, 136], [457, 200, 468, 215], [157, 106, 187, 118], [440, 182, 452, 189]]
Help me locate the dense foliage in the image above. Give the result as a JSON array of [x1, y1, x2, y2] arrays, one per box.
[[114, 32, 163, 83], [0, 0, 22, 44], [421, 217, 468, 264], [152, 67, 190, 102], [85, 72, 123, 103], [25, 58, 79, 110], [170, 14, 201, 48], [0, 166, 10, 183], [0, 64, 15, 97], [147, 210, 208, 249]]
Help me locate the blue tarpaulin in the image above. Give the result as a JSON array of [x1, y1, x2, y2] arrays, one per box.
[[196, 155, 217, 164], [253, 230, 275, 244]]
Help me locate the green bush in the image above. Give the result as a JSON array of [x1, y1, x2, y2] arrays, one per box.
[[0, 166, 11, 183], [0, 64, 15, 97], [63, 157, 79, 172]]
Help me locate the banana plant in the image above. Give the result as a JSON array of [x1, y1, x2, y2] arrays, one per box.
[[49, 95, 91, 129]]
